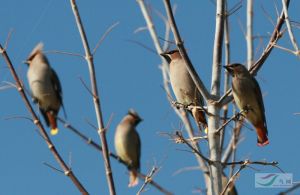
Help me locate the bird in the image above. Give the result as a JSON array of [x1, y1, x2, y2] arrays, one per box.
[[114, 109, 142, 187], [160, 49, 207, 131], [224, 63, 269, 146], [25, 42, 63, 135]]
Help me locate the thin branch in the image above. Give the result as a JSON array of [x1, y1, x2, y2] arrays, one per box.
[[281, 0, 299, 53], [221, 0, 231, 153], [137, 167, 158, 195], [57, 117, 173, 195], [45, 50, 84, 58], [69, 0, 115, 194], [279, 182, 300, 195], [0, 44, 88, 194], [175, 131, 212, 164], [92, 21, 120, 55], [43, 162, 65, 174], [221, 160, 279, 195], [216, 109, 246, 134], [246, 0, 253, 69]]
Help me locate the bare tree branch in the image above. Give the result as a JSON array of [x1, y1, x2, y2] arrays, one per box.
[[281, 0, 299, 54], [69, 0, 115, 194], [246, 0, 253, 69]]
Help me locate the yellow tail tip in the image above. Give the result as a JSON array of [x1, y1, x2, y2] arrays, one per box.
[[50, 128, 59, 135], [204, 127, 208, 134]]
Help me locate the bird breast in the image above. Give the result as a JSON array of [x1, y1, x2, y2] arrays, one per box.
[[27, 62, 58, 110], [115, 123, 139, 167], [232, 77, 262, 124], [169, 59, 199, 105]]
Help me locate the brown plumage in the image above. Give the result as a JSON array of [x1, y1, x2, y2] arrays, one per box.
[[114, 109, 142, 187], [224, 63, 269, 146], [160, 50, 207, 130]]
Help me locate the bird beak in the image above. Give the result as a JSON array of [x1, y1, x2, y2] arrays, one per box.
[[160, 52, 171, 63], [223, 65, 233, 74], [160, 52, 168, 58], [23, 60, 30, 65]]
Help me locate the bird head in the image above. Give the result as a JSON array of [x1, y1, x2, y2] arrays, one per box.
[[24, 42, 44, 66], [223, 63, 249, 77], [160, 49, 180, 63], [128, 109, 142, 125]]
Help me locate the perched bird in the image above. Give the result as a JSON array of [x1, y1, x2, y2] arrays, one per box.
[[224, 63, 269, 146], [160, 50, 207, 131], [25, 42, 63, 135], [114, 109, 141, 187]]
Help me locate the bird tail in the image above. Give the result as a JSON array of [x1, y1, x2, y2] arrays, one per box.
[[255, 122, 269, 146], [128, 169, 139, 187], [47, 112, 59, 135], [191, 107, 208, 133]]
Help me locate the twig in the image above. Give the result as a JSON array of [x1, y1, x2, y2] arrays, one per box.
[[220, 0, 231, 153], [137, 167, 158, 195], [92, 21, 120, 55], [246, 0, 253, 69], [221, 160, 279, 195], [69, 0, 115, 194], [43, 162, 65, 174], [216, 109, 246, 134], [175, 131, 212, 164], [45, 50, 84, 58], [58, 117, 173, 195], [221, 119, 243, 164], [221, 161, 247, 195], [0, 44, 88, 194], [281, 0, 299, 54], [279, 182, 300, 195]]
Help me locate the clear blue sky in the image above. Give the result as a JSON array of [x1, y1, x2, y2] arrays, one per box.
[[0, 0, 300, 194]]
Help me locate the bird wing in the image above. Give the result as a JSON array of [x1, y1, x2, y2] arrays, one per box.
[[50, 68, 66, 117], [135, 130, 141, 170], [252, 77, 267, 130], [50, 69, 62, 103]]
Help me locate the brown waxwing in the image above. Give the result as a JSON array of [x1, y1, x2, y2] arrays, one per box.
[[25, 43, 63, 135], [224, 63, 269, 146], [160, 50, 207, 131], [114, 109, 141, 187]]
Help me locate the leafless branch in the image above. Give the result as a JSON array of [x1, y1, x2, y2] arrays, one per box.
[[69, 0, 115, 194], [92, 21, 120, 55], [281, 0, 299, 54], [246, 0, 253, 69], [221, 159, 279, 195], [137, 167, 158, 195], [45, 50, 84, 58], [279, 182, 300, 195]]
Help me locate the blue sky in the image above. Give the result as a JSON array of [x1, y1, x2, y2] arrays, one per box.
[[0, 0, 300, 194]]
